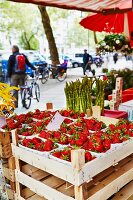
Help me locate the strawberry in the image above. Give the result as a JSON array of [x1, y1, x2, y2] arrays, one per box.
[[52, 151, 61, 158], [53, 131, 61, 139], [32, 137, 42, 144], [75, 139, 84, 146], [80, 112, 85, 117], [85, 152, 92, 162], [63, 118, 73, 124], [44, 140, 53, 151], [59, 135, 69, 145], [95, 143, 104, 152], [103, 139, 111, 150]]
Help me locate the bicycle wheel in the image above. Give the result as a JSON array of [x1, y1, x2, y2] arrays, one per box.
[[57, 72, 67, 82], [41, 70, 49, 84], [35, 83, 40, 102], [22, 88, 31, 109]]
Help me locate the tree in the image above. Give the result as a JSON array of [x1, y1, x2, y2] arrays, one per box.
[[0, 2, 41, 50], [19, 31, 39, 50], [38, 6, 60, 65]]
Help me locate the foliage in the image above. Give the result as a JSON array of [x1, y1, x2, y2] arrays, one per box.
[[0, 2, 41, 50], [97, 34, 133, 54], [106, 68, 133, 91], [19, 31, 39, 50]]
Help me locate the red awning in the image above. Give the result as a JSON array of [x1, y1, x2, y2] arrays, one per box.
[[9, 0, 132, 13]]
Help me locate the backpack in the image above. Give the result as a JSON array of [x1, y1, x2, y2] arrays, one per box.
[[14, 54, 26, 73]]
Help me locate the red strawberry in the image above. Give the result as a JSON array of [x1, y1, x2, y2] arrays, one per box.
[[52, 151, 61, 158], [80, 112, 85, 117], [75, 139, 84, 146], [59, 135, 69, 145], [103, 139, 111, 150], [95, 144, 104, 152], [32, 137, 42, 144], [85, 152, 92, 162]]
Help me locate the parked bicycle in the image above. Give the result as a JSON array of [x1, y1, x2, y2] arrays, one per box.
[[20, 69, 40, 109], [49, 64, 67, 82], [36, 63, 49, 84]]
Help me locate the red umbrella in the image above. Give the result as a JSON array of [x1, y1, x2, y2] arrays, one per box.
[[80, 11, 133, 46]]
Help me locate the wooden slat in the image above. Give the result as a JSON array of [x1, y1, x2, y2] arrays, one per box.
[[57, 183, 74, 197], [31, 170, 50, 181], [22, 164, 50, 181], [22, 164, 39, 175], [42, 175, 65, 189], [12, 144, 76, 185], [87, 160, 133, 200], [0, 132, 11, 145], [80, 140, 133, 185], [0, 143, 12, 158], [22, 188, 35, 199], [3, 164, 15, 182], [15, 193, 25, 200], [6, 188, 15, 200], [26, 194, 47, 200], [112, 181, 133, 200], [15, 170, 74, 200], [8, 156, 16, 191]]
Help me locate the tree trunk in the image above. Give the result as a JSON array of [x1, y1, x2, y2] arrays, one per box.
[[38, 6, 60, 65]]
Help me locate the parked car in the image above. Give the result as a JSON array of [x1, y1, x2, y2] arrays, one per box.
[[71, 53, 84, 68], [0, 51, 47, 80]]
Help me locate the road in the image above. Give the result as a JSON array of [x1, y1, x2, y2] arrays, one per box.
[[16, 67, 84, 114]]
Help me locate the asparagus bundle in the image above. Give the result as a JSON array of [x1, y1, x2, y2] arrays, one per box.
[[95, 77, 107, 114], [64, 77, 93, 113]]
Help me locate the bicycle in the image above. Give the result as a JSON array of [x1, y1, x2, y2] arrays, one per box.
[[20, 69, 40, 109], [49, 65, 67, 82], [36, 64, 49, 84]]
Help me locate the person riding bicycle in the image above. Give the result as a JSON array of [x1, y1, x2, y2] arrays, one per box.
[[51, 59, 68, 78], [60, 59, 68, 72], [7, 45, 36, 108]]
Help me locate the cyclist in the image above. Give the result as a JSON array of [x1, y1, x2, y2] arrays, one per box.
[[7, 45, 36, 108], [52, 59, 68, 79]]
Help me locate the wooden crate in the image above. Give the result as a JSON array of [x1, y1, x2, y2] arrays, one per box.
[[0, 131, 16, 198], [0, 131, 12, 159], [12, 130, 133, 200], [13, 154, 133, 200]]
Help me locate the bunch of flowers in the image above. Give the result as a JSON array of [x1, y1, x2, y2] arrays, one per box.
[[96, 34, 133, 54]]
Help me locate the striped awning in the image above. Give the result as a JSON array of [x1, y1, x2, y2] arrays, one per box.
[[9, 0, 132, 13]]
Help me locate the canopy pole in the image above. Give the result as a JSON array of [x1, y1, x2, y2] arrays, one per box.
[[88, 30, 89, 52]]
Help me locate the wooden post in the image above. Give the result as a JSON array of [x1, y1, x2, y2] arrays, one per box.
[[46, 103, 53, 110], [8, 156, 16, 191], [12, 129, 22, 197], [71, 150, 88, 200]]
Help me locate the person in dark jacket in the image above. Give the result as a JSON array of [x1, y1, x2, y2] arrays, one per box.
[[83, 49, 93, 75], [8, 45, 35, 108], [113, 53, 118, 64]]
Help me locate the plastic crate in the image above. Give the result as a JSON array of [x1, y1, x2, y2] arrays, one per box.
[[103, 109, 128, 119], [108, 94, 133, 102]]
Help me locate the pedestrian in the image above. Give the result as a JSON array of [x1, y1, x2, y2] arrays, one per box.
[[83, 49, 93, 75], [113, 53, 118, 64], [7, 45, 35, 108]]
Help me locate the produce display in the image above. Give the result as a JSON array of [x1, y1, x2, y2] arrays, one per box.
[[0, 82, 19, 116], [64, 76, 107, 115], [1, 109, 133, 165]]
